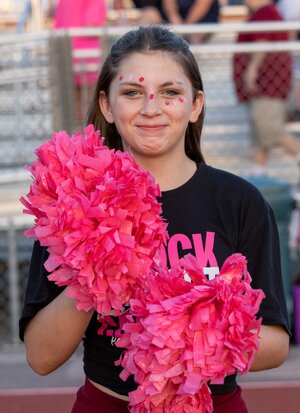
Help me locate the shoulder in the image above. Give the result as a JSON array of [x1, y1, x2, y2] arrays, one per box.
[[199, 164, 263, 194], [198, 164, 270, 211], [251, 5, 283, 22]]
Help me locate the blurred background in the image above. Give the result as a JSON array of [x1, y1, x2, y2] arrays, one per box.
[[0, 1, 300, 412]]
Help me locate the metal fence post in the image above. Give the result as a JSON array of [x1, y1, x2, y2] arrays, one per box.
[[49, 32, 76, 133]]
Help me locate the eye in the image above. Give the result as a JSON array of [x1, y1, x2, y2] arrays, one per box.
[[162, 89, 181, 97], [122, 89, 142, 97]]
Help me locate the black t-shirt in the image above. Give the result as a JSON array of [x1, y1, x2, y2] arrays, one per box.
[[132, 0, 162, 11], [19, 163, 290, 396], [176, 0, 219, 22], [131, 0, 219, 23]]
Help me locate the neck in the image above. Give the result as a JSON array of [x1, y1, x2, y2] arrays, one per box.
[[248, 1, 271, 12], [133, 154, 197, 191]]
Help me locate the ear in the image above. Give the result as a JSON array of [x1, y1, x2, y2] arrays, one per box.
[[189, 91, 205, 124], [99, 91, 114, 124]]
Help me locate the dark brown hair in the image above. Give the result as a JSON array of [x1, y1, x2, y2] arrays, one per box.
[[86, 25, 205, 163]]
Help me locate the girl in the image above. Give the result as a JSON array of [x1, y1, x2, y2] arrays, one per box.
[[20, 26, 290, 412]]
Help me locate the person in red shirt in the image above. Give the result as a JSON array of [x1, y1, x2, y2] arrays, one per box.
[[233, 0, 300, 177]]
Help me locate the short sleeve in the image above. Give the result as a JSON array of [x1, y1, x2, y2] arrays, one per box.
[[248, 5, 287, 42], [238, 194, 291, 335], [19, 241, 64, 341]]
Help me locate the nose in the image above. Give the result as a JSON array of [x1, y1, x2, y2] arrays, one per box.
[[140, 94, 162, 116]]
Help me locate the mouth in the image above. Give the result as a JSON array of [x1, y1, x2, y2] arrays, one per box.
[[135, 124, 167, 131]]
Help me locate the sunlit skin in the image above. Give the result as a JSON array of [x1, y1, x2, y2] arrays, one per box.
[[99, 52, 204, 176]]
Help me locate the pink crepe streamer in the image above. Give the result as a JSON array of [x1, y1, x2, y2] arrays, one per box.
[[116, 253, 265, 413], [21, 124, 168, 314]]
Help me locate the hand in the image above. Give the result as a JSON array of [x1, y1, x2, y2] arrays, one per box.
[[244, 51, 265, 94], [244, 64, 258, 93], [168, 13, 183, 24]]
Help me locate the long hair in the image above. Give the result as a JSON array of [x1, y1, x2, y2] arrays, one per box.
[[86, 25, 205, 163]]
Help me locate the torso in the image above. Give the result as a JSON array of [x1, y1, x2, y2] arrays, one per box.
[[88, 379, 130, 401]]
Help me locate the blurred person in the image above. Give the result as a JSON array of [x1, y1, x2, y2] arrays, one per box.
[[277, 0, 300, 120], [112, 0, 219, 36], [16, 0, 55, 32], [15, 1, 56, 69], [16, 0, 32, 32], [54, 0, 107, 125], [162, 0, 220, 43], [233, 0, 300, 177], [113, 0, 164, 25]]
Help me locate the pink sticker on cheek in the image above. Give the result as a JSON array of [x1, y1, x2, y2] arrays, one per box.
[[138, 77, 144, 83], [149, 93, 154, 100], [179, 98, 184, 103]]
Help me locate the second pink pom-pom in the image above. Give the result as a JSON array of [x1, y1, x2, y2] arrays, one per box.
[[117, 253, 265, 413]]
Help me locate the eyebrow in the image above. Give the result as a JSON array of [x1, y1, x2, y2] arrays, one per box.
[[161, 81, 184, 86], [119, 81, 184, 87], [119, 82, 143, 87]]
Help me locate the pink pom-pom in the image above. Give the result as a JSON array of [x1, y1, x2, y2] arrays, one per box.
[[116, 253, 265, 413], [21, 125, 168, 314]]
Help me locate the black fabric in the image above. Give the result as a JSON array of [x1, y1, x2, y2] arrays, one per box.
[[177, 0, 219, 22], [131, 0, 169, 21], [19, 163, 290, 396], [132, 0, 162, 11], [18, 244, 64, 340], [131, 0, 219, 23]]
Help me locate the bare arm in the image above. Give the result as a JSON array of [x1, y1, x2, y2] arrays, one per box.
[[162, 0, 183, 24], [24, 288, 93, 375], [185, 0, 214, 24], [244, 51, 266, 93], [250, 324, 289, 371], [45, 0, 57, 17]]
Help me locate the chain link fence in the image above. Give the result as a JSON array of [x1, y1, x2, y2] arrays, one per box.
[[1, 22, 300, 348], [0, 216, 33, 347], [0, 32, 75, 168]]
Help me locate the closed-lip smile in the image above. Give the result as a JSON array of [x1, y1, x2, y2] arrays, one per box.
[[136, 124, 167, 130]]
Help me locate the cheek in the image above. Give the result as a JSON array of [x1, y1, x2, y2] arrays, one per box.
[[164, 100, 192, 119], [112, 101, 133, 120], [112, 103, 137, 136]]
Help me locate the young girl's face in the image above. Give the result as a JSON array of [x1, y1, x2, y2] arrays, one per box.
[[99, 51, 204, 163]]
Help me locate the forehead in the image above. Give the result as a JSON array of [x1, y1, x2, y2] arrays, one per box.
[[116, 51, 187, 80]]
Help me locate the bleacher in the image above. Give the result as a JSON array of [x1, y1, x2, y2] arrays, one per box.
[[1, 26, 300, 182]]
